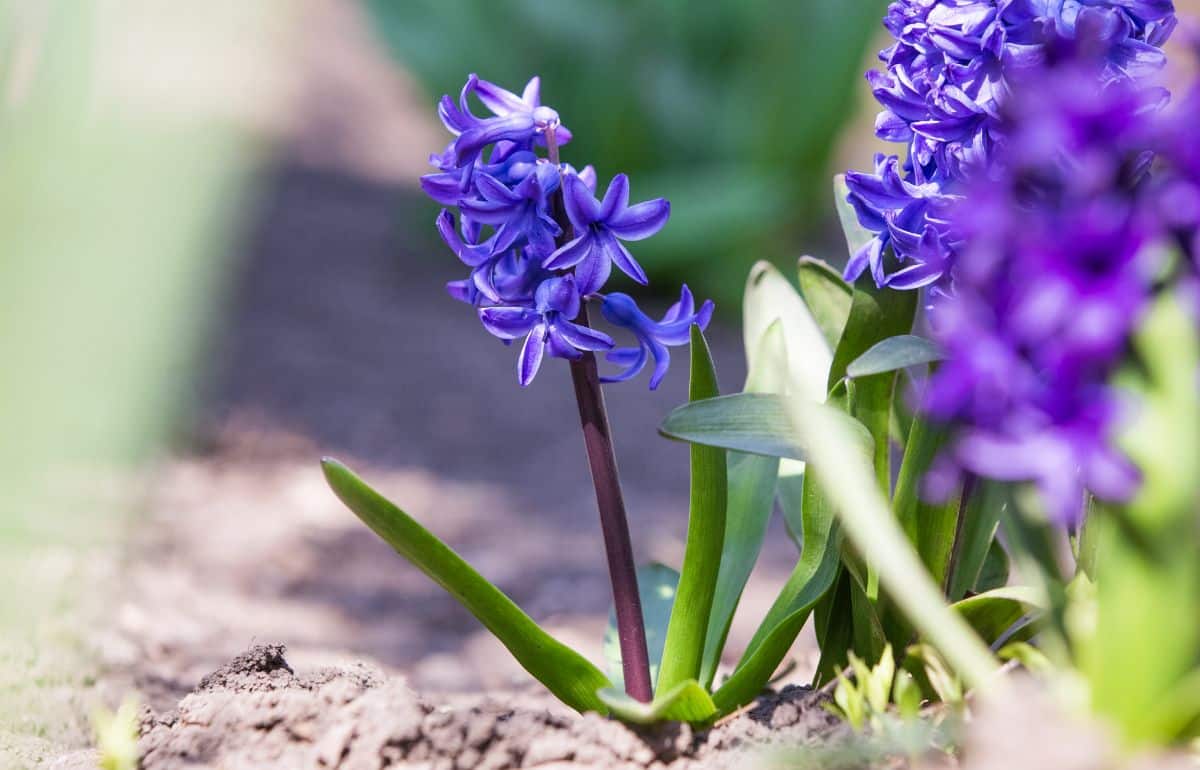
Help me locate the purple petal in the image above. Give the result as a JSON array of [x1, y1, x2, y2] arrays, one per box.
[[555, 319, 614, 351], [573, 249, 613, 295], [518, 324, 548, 386], [662, 284, 696, 323], [599, 174, 630, 221], [479, 307, 538, 340], [598, 230, 648, 285], [647, 340, 672, 390], [563, 173, 601, 228], [600, 345, 648, 383], [544, 233, 593, 271], [521, 76, 541, 105], [475, 77, 528, 116], [607, 199, 670, 241]]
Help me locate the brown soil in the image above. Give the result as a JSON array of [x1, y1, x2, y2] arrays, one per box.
[[135, 644, 841, 770]]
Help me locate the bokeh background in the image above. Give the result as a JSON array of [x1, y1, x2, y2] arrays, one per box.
[[7, 1, 1193, 765]]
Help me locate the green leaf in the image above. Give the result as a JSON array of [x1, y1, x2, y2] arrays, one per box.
[[699, 323, 786, 689], [947, 481, 1007, 601], [951, 587, 1042, 646], [828, 273, 919, 492], [604, 563, 678, 692], [657, 326, 727, 695], [973, 538, 1010, 595], [598, 678, 719, 726], [796, 256, 852, 350], [783, 395, 999, 691], [1085, 295, 1200, 745], [833, 174, 875, 257], [660, 393, 871, 462], [846, 335, 942, 379], [742, 260, 832, 403], [322, 459, 612, 714], [892, 416, 958, 587], [713, 460, 844, 713]]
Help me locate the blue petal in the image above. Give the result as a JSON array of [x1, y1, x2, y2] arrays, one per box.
[[518, 324, 548, 386], [607, 199, 670, 241]]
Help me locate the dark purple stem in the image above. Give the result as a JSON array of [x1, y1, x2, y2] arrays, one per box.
[[545, 125, 653, 703]]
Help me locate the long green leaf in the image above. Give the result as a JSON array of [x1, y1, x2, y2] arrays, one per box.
[[657, 326, 727, 695], [660, 393, 870, 461], [713, 515, 841, 714], [892, 416, 960, 589], [322, 459, 612, 713], [699, 323, 786, 689], [604, 563, 678, 691], [846, 335, 943, 379], [796, 256, 852, 350], [599, 679, 718, 726], [947, 481, 1007, 601]]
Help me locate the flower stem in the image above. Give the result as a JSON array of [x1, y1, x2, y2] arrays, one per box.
[[544, 125, 653, 703]]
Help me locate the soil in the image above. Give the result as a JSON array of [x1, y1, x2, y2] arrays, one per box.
[[133, 644, 842, 770]]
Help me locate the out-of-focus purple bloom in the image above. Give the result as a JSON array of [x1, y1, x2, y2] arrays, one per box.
[[919, 35, 1191, 525], [843, 0, 1176, 289], [422, 74, 709, 388], [545, 173, 671, 294], [600, 286, 714, 390]]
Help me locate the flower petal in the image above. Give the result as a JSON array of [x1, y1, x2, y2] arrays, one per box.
[[555, 319, 614, 351], [600, 345, 648, 383], [573, 248, 613, 295], [479, 307, 538, 340], [607, 198, 670, 241], [598, 230, 648, 285], [599, 174, 630, 221], [518, 324, 548, 386], [544, 233, 593, 271], [563, 173, 601, 228]]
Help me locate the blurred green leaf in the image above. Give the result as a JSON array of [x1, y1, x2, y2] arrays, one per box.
[[796, 256, 852, 350], [604, 563, 678, 692], [699, 323, 786, 689], [658, 327, 727, 695], [322, 459, 612, 714], [847, 335, 942, 379], [1084, 295, 1200, 745], [972, 538, 1010, 595], [892, 417, 958, 593], [598, 678, 718, 726]]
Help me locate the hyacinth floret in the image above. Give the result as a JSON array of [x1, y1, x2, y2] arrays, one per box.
[[423, 74, 713, 388], [844, 0, 1176, 290]]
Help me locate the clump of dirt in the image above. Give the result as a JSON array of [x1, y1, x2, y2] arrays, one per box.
[[137, 645, 841, 770]]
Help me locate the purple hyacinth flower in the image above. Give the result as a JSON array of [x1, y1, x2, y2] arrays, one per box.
[[479, 275, 613, 386], [842, 0, 1176, 290], [544, 173, 671, 295], [599, 285, 714, 390], [437, 74, 572, 170], [459, 163, 563, 259]]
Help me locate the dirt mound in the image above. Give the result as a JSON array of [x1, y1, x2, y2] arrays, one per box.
[[137, 645, 840, 770]]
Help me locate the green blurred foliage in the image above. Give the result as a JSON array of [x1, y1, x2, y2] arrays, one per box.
[[362, 0, 886, 303], [0, 0, 287, 763]]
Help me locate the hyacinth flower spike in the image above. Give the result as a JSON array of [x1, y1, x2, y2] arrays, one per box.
[[601, 285, 715, 390], [545, 173, 671, 294]]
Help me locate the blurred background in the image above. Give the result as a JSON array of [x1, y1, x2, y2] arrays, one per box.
[[0, 0, 954, 764]]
